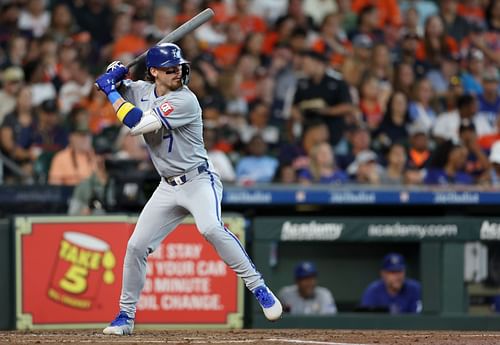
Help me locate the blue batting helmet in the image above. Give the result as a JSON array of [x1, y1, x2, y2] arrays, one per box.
[[146, 43, 189, 70]]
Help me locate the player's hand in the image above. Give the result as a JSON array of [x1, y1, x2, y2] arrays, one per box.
[[106, 60, 128, 82], [95, 73, 116, 96]]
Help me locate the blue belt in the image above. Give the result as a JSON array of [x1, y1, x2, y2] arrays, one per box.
[[164, 162, 208, 186]]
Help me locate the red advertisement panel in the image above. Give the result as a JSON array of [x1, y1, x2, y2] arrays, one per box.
[[18, 218, 243, 328]]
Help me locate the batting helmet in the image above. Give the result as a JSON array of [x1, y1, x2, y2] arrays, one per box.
[[146, 43, 189, 70]]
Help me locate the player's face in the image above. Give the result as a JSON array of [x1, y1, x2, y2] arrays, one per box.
[[151, 65, 183, 90], [296, 276, 317, 299], [381, 270, 405, 294]]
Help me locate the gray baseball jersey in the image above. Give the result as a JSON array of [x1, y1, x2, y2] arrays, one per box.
[[278, 285, 337, 315], [122, 80, 207, 176], [116, 80, 265, 318]]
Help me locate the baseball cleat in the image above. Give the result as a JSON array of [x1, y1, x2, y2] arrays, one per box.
[[253, 285, 283, 321], [103, 311, 134, 335]]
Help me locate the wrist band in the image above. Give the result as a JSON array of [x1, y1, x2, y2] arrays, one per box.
[[107, 90, 121, 104]]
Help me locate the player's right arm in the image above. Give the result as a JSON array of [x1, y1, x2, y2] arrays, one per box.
[[96, 63, 162, 136]]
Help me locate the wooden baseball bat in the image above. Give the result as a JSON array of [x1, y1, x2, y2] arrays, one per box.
[[126, 8, 215, 68]]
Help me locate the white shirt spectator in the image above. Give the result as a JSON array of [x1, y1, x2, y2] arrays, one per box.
[[433, 110, 492, 142], [208, 150, 236, 183], [18, 5, 50, 38]]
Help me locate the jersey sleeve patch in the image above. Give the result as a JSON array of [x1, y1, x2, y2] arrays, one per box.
[[159, 101, 174, 117]]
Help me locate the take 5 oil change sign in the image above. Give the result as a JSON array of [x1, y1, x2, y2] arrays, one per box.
[[15, 216, 244, 329]]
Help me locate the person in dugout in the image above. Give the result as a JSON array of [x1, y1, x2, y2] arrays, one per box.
[[359, 253, 422, 314]]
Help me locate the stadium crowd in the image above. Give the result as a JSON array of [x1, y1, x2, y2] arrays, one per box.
[[1, 0, 500, 188]]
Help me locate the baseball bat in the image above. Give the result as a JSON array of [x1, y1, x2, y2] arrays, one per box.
[[126, 8, 215, 68]]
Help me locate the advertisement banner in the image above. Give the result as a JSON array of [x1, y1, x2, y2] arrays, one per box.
[[253, 217, 500, 242], [16, 216, 244, 329]]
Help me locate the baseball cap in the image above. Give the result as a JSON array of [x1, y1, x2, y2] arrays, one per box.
[[301, 50, 328, 63], [40, 99, 58, 113], [2, 66, 24, 83], [381, 253, 406, 272], [483, 67, 500, 82], [468, 49, 484, 61], [352, 34, 373, 49], [294, 261, 318, 280], [407, 122, 429, 136], [490, 141, 500, 164], [92, 135, 113, 155], [347, 150, 378, 175]]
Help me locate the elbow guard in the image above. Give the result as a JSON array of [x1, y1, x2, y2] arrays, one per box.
[[129, 109, 162, 136], [117, 102, 143, 128]]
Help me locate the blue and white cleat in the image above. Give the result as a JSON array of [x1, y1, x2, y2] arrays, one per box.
[[253, 285, 283, 321], [103, 311, 134, 335]]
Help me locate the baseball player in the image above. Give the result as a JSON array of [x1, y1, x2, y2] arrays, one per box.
[[95, 43, 282, 335]]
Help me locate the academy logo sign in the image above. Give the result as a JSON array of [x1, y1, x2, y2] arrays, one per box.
[[367, 223, 458, 239], [280, 221, 343, 241], [480, 221, 500, 240]]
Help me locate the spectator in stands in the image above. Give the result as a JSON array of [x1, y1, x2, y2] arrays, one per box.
[[213, 21, 244, 68], [359, 74, 384, 130], [352, 0, 402, 29], [279, 261, 337, 315], [477, 67, 500, 132], [347, 149, 382, 184], [395, 31, 419, 67], [409, 78, 436, 134], [484, 140, 500, 186], [433, 94, 489, 144], [68, 134, 113, 215], [273, 162, 298, 184], [0, 4, 21, 51], [291, 50, 353, 146], [18, 0, 51, 38], [111, 13, 148, 61], [416, 15, 459, 72], [426, 54, 460, 102], [423, 140, 474, 185], [203, 127, 236, 183], [298, 142, 348, 185], [235, 134, 278, 185], [349, 4, 385, 43], [303, 0, 337, 29], [48, 3, 79, 45], [48, 121, 95, 186], [0, 85, 36, 183], [276, 0, 314, 32], [336, 0, 357, 34], [380, 143, 408, 185], [337, 124, 372, 170], [144, 6, 175, 42], [341, 33, 373, 105], [393, 62, 416, 98], [399, 0, 439, 31], [360, 253, 422, 314], [113, 126, 152, 172], [460, 49, 485, 96], [311, 13, 351, 69], [238, 101, 280, 146], [406, 122, 431, 171], [440, 0, 472, 43], [58, 59, 93, 117], [373, 91, 410, 152], [0, 66, 24, 125], [2, 35, 28, 69], [230, 0, 267, 35], [459, 121, 490, 181]]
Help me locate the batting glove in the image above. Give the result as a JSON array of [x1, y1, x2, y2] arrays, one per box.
[[95, 73, 116, 96], [106, 60, 128, 82]]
